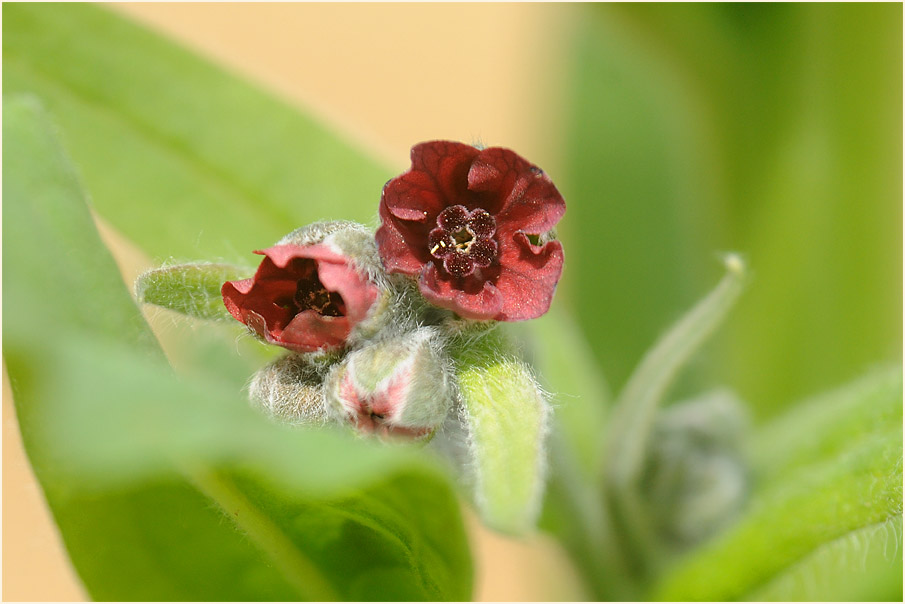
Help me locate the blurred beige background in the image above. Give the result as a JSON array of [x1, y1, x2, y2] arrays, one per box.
[[3, 3, 585, 601]]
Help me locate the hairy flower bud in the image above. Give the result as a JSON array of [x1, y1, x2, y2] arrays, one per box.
[[248, 353, 329, 425], [324, 327, 453, 439]]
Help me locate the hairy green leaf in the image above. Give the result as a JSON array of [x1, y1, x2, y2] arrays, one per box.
[[136, 263, 251, 321], [453, 332, 550, 535], [3, 95, 472, 601], [748, 515, 903, 602]]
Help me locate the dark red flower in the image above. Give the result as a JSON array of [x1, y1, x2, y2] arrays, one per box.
[[222, 244, 379, 353], [376, 141, 565, 321]]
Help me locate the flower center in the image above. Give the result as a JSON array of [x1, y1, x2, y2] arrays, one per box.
[[294, 274, 346, 317], [427, 205, 499, 278], [451, 227, 474, 252]]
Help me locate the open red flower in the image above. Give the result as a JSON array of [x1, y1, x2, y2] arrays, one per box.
[[376, 141, 566, 321], [222, 244, 379, 353]]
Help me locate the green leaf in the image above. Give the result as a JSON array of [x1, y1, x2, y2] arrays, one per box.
[[452, 331, 550, 535], [653, 367, 903, 601], [560, 7, 719, 394], [3, 95, 472, 601], [136, 262, 251, 321]]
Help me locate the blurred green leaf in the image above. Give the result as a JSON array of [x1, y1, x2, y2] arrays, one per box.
[[2, 2, 393, 264], [605, 255, 746, 575], [559, 8, 718, 396], [653, 367, 903, 601], [3, 95, 472, 601], [136, 263, 251, 321]]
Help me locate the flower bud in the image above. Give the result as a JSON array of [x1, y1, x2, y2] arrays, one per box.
[[324, 327, 453, 440], [222, 221, 393, 354], [248, 353, 329, 425], [641, 389, 749, 545]]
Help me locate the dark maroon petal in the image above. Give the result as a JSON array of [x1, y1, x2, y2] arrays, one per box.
[[419, 264, 503, 320], [467, 208, 496, 238], [411, 141, 480, 206], [468, 147, 566, 234], [259, 243, 347, 268], [468, 238, 498, 268], [222, 277, 254, 321], [383, 171, 443, 222], [222, 265, 296, 331], [437, 205, 469, 230], [428, 228, 455, 258], [443, 253, 476, 277], [494, 173, 566, 236], [376, 203, 429, 275], [494, 233, 564, 321], [465, 147, 524, 215]]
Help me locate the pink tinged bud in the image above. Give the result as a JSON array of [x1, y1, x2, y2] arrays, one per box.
[[325, 328, 453, 440]]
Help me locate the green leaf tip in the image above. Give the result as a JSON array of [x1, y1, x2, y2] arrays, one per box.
[[606, 252, 747, 485], [136, 263, 250, 321]]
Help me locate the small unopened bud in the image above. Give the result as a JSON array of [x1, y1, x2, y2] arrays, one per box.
[[248, 354, 329, 425], [324, 327, 453, 440], [642, 389, 749, 545]]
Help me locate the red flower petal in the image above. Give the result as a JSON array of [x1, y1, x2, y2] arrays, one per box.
[[419, 263, 503, 320], [280, 311, 351, 352], [494, 233, 564, 321], [470, 147, 566, 235], [383, 170, 442, 222], [316, 252, 378, 324], [411, 141, 480, 206], [376, 202, 428, 275]]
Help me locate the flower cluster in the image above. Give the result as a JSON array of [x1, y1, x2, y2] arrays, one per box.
[[221, 141, 566, 438]]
